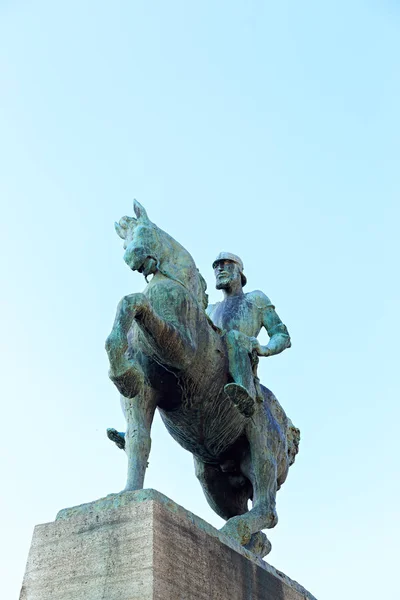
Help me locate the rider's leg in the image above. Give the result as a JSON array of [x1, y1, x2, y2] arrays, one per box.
[[224, 330, 257, 417]]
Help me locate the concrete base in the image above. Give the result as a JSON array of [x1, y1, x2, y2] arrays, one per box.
[[20, 489, 316, 600]]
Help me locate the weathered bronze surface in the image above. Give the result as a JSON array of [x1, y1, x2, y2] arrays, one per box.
[[106, 201, 299, 558]]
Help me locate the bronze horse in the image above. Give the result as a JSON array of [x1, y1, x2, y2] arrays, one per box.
[[106, 201, 299, 557]]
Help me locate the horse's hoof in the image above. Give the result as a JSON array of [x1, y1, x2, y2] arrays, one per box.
[[244, 531, 272, 558], [107, 428, 126, 450], [224, 383, 255, 418], [220, 516, 252, 546]]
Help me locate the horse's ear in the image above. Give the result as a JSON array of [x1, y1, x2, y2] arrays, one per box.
[[120, 216, 137, 228], [114, 221, 126, 239], [114, 216, 137, 239], [133, 199, 150, 224]]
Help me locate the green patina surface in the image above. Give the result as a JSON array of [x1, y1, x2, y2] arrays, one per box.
[[104, 201, 300, 559]]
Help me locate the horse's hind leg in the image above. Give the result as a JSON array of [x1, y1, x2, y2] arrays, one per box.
[[121, 388, 158, 491], [220, 457, 277, 546], [194, 458, 251, 521], [220, 414, 278, 546], [195, 458, 272, 557]]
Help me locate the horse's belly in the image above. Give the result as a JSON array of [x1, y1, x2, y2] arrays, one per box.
[[158, 401, 247, 463]]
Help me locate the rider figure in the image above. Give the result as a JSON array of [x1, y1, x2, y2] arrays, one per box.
[[207, 252, 291, 416]]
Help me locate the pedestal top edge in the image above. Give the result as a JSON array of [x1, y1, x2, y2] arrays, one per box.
[[54, 489, 316, 600]]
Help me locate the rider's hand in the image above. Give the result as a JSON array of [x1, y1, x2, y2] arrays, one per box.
[[250, 338, 272, 357], [249, 337, 262, 354]]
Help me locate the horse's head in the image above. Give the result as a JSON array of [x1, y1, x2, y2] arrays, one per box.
[[115, 201, 164, 278], [115, 200, 208, 309]]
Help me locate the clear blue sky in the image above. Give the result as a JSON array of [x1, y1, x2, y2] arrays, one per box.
[[1, 1, 399, 598]]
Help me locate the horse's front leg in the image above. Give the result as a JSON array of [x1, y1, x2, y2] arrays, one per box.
[[129, 293, 197, 369], [106, 294, 147, 397], [121, 388, 158, 491]]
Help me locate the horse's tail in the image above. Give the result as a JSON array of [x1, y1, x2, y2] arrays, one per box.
[[286, 419, 300, 466], [260, 384, 300, 467]]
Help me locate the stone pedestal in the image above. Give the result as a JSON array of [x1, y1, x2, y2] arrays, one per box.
[[20, 489, 316, 600]]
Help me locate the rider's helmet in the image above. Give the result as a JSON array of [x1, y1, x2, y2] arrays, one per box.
[[212, 252, 247, 287]]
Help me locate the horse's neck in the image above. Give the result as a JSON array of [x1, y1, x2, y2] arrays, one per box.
[[157, 231, 200, 297]]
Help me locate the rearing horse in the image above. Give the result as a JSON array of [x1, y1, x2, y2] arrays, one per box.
[[106, 201, 299, 557]]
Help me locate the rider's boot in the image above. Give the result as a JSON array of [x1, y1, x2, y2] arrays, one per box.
[[224, 383, 255, 418]]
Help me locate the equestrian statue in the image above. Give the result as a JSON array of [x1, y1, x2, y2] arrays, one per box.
[[105, 201, 300, 558]]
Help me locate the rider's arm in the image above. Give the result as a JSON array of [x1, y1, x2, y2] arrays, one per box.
[[251, 291, 291, 357]]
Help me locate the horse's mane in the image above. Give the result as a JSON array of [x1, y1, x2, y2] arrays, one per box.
[[154, 225, 209, 311], [196, 269, 209, 310]]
